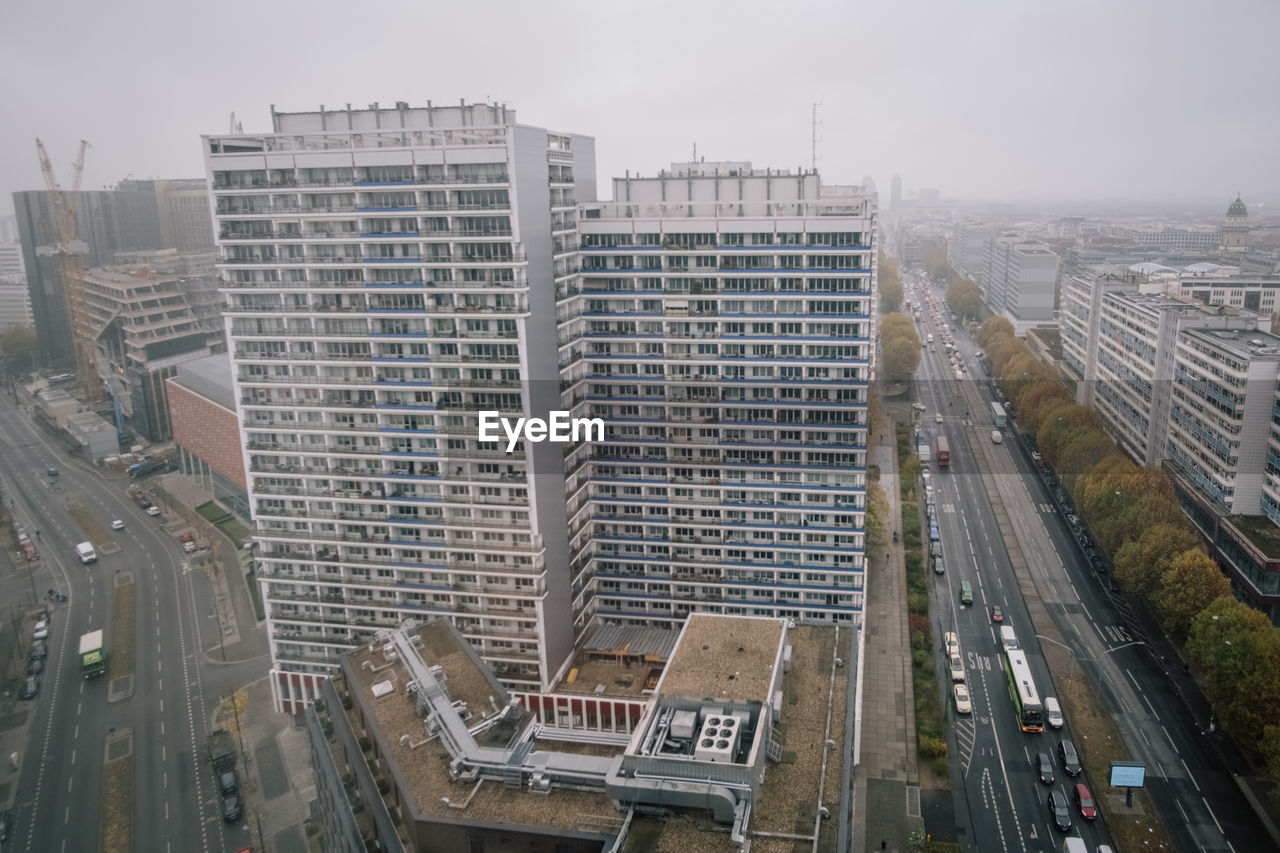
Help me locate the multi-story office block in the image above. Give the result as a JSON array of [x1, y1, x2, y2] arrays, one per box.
[[982, 236, 1058, 328], [1094, 292, 1257, 466], [568, 162, 874, 634], [205, 102, 595, 702], [0, 275, 34, 332], [947, 223, 992, 282], [1166, 328, 1280, 513]]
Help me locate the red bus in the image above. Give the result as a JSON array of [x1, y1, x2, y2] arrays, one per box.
[[936, 436, 950, 468]]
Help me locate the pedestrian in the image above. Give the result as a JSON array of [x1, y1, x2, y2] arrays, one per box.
[[881, 841, 887, 851]]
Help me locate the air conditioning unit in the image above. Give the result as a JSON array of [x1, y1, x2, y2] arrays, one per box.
[[694, 714, 741, 763]]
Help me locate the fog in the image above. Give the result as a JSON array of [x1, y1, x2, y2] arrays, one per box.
[[3, 0, 1277, 212]]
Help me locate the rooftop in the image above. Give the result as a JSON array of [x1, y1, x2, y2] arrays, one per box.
[[655, 613, 786, 704]]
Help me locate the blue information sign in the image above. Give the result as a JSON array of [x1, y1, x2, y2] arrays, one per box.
[[1110, 761, 1146, 788]]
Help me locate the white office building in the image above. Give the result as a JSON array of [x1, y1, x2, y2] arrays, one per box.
[[1167, 328, 1280, 513], [568, 162, 874, 634], [206, 102, 595, 701]]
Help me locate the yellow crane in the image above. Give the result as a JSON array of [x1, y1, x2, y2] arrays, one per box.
[[35, 138, 101, 403]]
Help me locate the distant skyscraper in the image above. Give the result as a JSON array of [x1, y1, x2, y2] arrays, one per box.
[[861, 175, 876, 192], [13, 181, 213, 364], [890, 174, 902, 210]]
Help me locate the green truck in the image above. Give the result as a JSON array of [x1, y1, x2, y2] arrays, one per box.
[[79, 629, 105, 678]]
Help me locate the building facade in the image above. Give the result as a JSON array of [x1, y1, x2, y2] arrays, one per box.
[[207, 101, 596, 702], [167, 354, 250, 520], [570, 162, 873, 636]]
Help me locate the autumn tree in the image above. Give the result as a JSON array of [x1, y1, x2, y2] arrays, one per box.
[[1015, 380, 1072, 435], [1187, 597, 1280, 751], [1152, 551, 1230, 641], [977, 316, 1014, 350], [945, 278, 983, 321], [1113, 523, 1202, 599], [0, 325, 38, 377], [879, 252, 903, 314], [880, 312, 921, 381]]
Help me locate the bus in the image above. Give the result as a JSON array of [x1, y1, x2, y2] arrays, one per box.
[[1002, 648, 1044, 732], [990, 401, 1008, 429], [80, 630, 105, 679], [936, 436, 950, 468]]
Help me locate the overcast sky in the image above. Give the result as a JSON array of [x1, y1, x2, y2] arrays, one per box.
[[3, 0, 1278, 218]]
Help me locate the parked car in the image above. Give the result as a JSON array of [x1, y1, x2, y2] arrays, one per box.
[[1058, 738, 1082, 776], [26, 657, 43, 676], [20, 676, 39, 700], [222, 794, 243, 823], [944, 632, 960, 657], [1047, 790, 1072, 832], [29, 639, 47, 660], [147, 505, 162, 516], [219, 770, 240, 796], [949, 654, 965, 683], [953, 683, 972, 714], [1073, 783, 1098, 820], [1036, 752, 1055, 785]]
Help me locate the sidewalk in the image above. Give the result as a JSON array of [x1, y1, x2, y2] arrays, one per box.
[[854, 405, 922, 853], [215, 676, 318, 853]]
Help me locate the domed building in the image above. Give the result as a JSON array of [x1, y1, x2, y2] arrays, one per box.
[[1220, 194, 1250, 255]]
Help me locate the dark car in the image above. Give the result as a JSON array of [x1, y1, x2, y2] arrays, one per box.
[[1074, 783, 1098, 820], [219, 770, 240, 796], [990, 605, 1003, 623], [26, 657, 44, 676], [1036, 752, 1055, 785], [20, 676, 39, 700], [1048, 790, 1072, 832], [46, 467, 59, 477], [222, 794, 243, 823], [1058, 739, 1082, 776], [29, 639, 47, 660]]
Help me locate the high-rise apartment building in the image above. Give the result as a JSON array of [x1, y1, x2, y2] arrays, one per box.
[[569, 162, 874, 635], [206, 102, 595, 703], [208, 105, 874, 709]]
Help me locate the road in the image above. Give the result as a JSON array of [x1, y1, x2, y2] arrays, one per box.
[[0, 396, 254, 853], [910, 278, 1260, 852]]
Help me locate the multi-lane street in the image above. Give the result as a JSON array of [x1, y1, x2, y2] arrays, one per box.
[[908, 277, 1259, 852], [0, 395, 257, 853]]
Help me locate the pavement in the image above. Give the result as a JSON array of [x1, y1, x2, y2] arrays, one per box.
[[853, 403, 924, 853], [213, 676, 318, 853]]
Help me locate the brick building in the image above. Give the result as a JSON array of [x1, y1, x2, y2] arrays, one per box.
[[166, 353, 247, 519]]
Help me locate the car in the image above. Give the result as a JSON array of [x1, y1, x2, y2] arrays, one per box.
[[219, 770, 240, 796], [46, 467, 59, 477], [935, 412, 943, 423], [32, 620, 49, 641], [1047, 790, 1072, 832], [990, 605, 1003, 623], [29, 639, 47, 660], [26, 657, 43, 676], [911, 402, 926, 412], [953, 683, 972, 714], [949, 654, 965, 682], [1058, 738, 1082, 776], [1036, 752, 1055, 785], [20, 676, 39, 700], [929, 525, 940, 542], [1073, 783, 1097, 820], [222, 794, 243, 823], [111, 519, 125, 530], [933, 553, 945, 575], [147, 505, 162, 516], [944, 632, 960, 656]]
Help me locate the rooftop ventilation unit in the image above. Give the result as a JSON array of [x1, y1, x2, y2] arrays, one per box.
[[694, 713, 741, 763]]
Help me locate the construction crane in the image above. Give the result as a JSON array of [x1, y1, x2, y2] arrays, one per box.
[[35, 138, 102, 403]]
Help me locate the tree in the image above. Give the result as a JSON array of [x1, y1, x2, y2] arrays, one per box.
[[0, 325, 38, 378], [1016, 380, 1072, 435], [879, 253, 902, 314], [945, 278, 983, 321], [1152, 551, 1230, 641], [924, 247, 952, 282], [1187, 597, 1280, 750], [880, 313, 916, 340], [882, 336, 922, 381], [977, 316, 1014, 350], [1113, 524, 1201, 599]]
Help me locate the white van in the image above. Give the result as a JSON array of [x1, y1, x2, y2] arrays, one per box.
[[76, 541, 97, 564], [1045, 696, 1064, 729], [1000, 626, 1018, 650], [991, 430, 1003, 444], [1062, 838, 1087, 853]]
